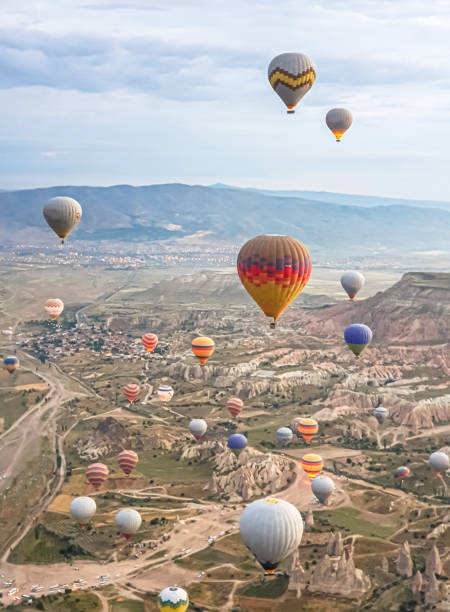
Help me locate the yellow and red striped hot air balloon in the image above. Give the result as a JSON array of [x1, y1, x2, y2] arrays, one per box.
[[237, 235, 311, 328], [297, 417, 318, 443], [117, 450, 139, 476], [192, 336, 215, 365], [142, 333, 158, 354], [301, 453, 323, 479], [86, 462, 109, 489], [45, 298, 64, 320], [227, 397, 244, 418], [123, 383, 139, 403]]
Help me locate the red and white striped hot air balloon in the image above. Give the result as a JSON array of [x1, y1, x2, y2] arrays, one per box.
[[45, 298, 64, 320], [123, 383, 139, 404], [142, 333, 158, 354], [226, 397, 244, 418], [117, 450, 139, 476], [86, 463, 109, 490]]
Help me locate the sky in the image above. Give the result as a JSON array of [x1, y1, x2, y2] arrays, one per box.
[[2, 0, 450, 200]]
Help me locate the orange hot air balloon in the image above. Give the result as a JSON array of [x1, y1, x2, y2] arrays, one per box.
[[123, 383, 139, 403], [45, 298, 64, 320], [227, 397, 244, 418], [192, 336, 215, 365], [301, 453, 323, 479], [297, 417, 318, 443], [117, 450, 139, 476], [142, 333, 158, 353], [237, 235, 311, 328], [86, 462, 109, 489]]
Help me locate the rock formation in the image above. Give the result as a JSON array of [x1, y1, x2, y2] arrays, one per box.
[[396, 541, 413, 577], [380, 556, 389, 573], [424, 573, 441, 605], [425, 544, 443, 578], [327, 532, 344, 557], [412, 571, 423, 596], [305, 509, 314, 531]]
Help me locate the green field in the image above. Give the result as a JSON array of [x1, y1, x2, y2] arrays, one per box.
[[110, 600, 146, 612], [238, 575, 289, 599], [316, 507, 399, 539]]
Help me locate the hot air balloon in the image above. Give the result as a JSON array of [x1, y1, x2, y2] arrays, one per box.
[[228, 433, 247, 455], [277, 427, 293, 447], [301, 453, 323, 479], [340, 271, 365, 300], [189, 418, 207, 441], [344, 324, 372, 357], [311, 476, 335, 504], [115, 508, 142, 540], [227, 397, 243, 418], [142, 333, 158, 354], [70, 496, 97, 526], [43, 196, 82, 244], [374, 406, 389, 425], [157, 586, 189, 612], [86, 462, 109, 489], [395, 466, 410, 480], [45, 298, 64, 320], [237, 235, 311, 328], [1, 329, 12, 337], [297, 417, 318, 443], [3, 356, 19, 374], [157, 385, 174, 403], [192, 336, 215, 365], [429, 451, 450, 476], [268, 53, 316, 114], [326, 108, 352, 141], [240, 498, 303, 574], [123, 383, 139, 403], [117, 450, 139, 476]]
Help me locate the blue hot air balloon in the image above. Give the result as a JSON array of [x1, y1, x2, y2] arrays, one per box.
[[228, 433, 247, 455], [344, 324, 372, 357], [3, 356, 19, 374]]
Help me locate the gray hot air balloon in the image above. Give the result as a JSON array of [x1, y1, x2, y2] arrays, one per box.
[[70, 496, 96, 525], [373, 406, 389, 425], [326, 108, 353, 141], [429, 451, 450, 475], [189, 418, 207, 441], [239, 498, 303, 574], [340, 271, 365, 300], [277, 427, 293, 446], [115, 508, 142, 539], [311, 476, 335, 504], [268, 53, 316, 114], [43, 196, 82, 244]]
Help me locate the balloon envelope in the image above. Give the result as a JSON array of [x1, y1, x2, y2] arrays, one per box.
[[326, 108, 353, 141], [374, 406, 389, 424], [70, 496, 96, 524], [158, 385, 174, 403], [123, 383, 140, 403], [301, 453, 323, 479], [429, 451, 450, 475], [237, 235, 311, 327], [189, 418, 207, 440], [311, 476, 335, 503], [43, 196, 82, 243], [115, 508, 142, 539], [395, 466, 410, 479], [227, 397, 244, 418], [228, 433, 247, 453], [45, 298, 64, 319], [142, 333, 158, 353], [3, 356, 19, 374], [344, 324, 373, 356], [86, 463, 109, 489], [240, 498, 303, 572], [118, 450, 138, 476], [297, 417, 318, 443], [340, 271, 365, 300], [158, 586, 189, 612], [268, 53, 316, 113], [192, 336, 215, 365], [277, 427, 293, 446]]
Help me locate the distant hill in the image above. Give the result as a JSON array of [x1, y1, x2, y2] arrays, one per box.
[[0, 184, 450, 258]]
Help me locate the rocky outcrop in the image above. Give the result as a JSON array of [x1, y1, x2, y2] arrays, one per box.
[[425, 545, 443, 578], [327, 532, 344, 557], [396, 541, 413, 577], [305, 509, 314, 531], [424, 573, 441, 605], [380, 556, 389, 573], [412, 571, 423, 596]]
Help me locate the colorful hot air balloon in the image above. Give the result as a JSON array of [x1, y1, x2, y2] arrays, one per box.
[[115, 508, 142, 540], [344, 324, 373, 357], [277, 427, 293, 447], [86, 462, 109, 489], [192, 336, 215, 365], [237, 235, 311, 328], [70, 496, 97, 526], [297, 417, 319, 443], [326, 108, 353, 141], [45, 298, 64, 320], [340, 271, 365, 300], [227, 397, 243, 418], [395, 466, 410, 480], [117, 450, 139, 476], [189, 418, 207, 441], [228, 433, 247, 455], [240, 498, 303, 574], [142, 333, 158, 354], [301, 453, 323, 479], [268, 53, 316, 114], [123, 383, 140, 403], [3, 356, 19, 374], [311, 476, 335, 504], [158, 586, 189, 612], [157, 385, 174, 403], [429, 452, 450, 476], [373, 406, 389, 425], [43, 196, 82, 244]]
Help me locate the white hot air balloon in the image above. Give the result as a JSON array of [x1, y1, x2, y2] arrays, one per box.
[[1, 330, 12, 337], [115, 508, 142, 540], [157, 586, 189, 612], [45, 298, 64, 320], [70, 496, 97, 525], [326, 108, 353, 142], [189, 418, 207, 441], [277, 427, 293, 447], [158, 385, 174, 403], [239, 498, 303, 574], [43, 196, 82, 244], [341, 271, 365, 300], [311, 476, 335, 504], [429, 451, 450, 476], [373, 406, 389, 425], [268, 53, 316, 114]]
